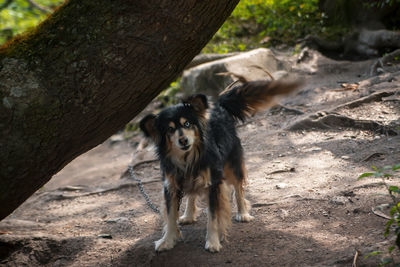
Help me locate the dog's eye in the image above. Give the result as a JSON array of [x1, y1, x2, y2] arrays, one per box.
[[167, 127, 175, 133], [183, 121, 190, 128]]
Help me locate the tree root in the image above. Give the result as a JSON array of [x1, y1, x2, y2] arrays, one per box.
[[44, 178, 160, 201], [269, 104, 305, 115], [332, 90, 396, 111], [287, 112, 397, 135], [370, 48, 400, 76]]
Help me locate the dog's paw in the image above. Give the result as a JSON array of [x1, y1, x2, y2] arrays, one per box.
[[205, 240, 222, 253], [154, 233, 180, 252], [235, 213, 254, 222], [178, 215, 196, 225]]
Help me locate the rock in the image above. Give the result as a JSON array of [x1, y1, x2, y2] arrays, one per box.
[[181, 48, 291, 98], [330, 196, 348, 205], [185, 52, 240, 69]]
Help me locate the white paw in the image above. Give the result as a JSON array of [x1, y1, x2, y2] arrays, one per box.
[[178, 215, 196, 225], [235, 213, 254, 222], [205, 240, 222, 253], [154, 233, 180, 252]]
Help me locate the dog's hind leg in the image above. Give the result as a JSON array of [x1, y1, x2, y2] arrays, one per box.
[[155, 178, 182, 252], [206, 178, 231, 253], [233, 181, 254, 222], [179, 194, 198, 225], [224, 160, 254, 222]]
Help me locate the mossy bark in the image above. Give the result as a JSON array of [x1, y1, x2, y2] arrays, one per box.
[[0, 0, 239, 220]]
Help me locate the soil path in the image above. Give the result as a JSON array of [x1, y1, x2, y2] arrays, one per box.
[[1, 50, 400, 266]]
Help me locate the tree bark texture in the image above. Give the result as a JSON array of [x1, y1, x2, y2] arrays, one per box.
[[0, 0, 239, 220]]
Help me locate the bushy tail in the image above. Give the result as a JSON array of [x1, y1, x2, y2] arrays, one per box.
[[218, 79, 301, 122]]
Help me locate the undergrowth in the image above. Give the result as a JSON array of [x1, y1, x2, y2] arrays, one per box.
[[359, 164, 400, 266], [203, 0, 328, 53]]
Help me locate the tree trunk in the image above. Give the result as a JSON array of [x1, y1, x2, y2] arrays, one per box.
[[0, 0, 239, 220]]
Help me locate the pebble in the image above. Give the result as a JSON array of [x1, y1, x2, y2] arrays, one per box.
[[104, 217, 129, 223], [276, 183, 288, 189], [97, 234, 112, 239], [330, 196, 347, 205], [341, 155, 350, 160]]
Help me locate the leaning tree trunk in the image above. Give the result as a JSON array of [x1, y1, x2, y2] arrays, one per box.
[[0, 0, 239, 220]]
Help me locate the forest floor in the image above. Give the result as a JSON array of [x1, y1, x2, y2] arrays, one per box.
[[1, 50, 400, 267]]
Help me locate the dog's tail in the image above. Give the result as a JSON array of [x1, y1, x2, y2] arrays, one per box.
[[218, 78, 302, 122]]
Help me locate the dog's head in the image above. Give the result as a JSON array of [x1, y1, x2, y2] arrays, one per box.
[[140, 94, 208, 156]]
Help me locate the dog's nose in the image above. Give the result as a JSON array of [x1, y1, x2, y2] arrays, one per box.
[[179, 136, 188, 146]]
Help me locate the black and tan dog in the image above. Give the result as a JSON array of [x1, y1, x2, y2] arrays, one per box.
[[140, 78, 300, 252]]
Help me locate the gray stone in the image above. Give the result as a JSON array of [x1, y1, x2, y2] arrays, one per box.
[[181, 48, 290, 98]]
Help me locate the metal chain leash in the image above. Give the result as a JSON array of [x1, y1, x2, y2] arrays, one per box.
[[128, 165, 161, 214]]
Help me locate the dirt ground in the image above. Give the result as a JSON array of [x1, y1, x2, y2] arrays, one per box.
[[1, 50, 400, 266]]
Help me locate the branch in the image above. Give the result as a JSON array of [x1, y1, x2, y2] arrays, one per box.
[[26, 0, 52, 13]]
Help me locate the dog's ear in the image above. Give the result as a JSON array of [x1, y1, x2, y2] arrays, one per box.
[[182, 94, 208, 114], [139, 114, 158, 143]]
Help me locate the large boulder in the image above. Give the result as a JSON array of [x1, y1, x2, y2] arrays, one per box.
[[181, 48, 291, 98]]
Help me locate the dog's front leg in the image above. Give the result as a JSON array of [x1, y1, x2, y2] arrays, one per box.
[[179, 194, 198, 225], [205, 178, 224, 253], [205, 209, 221, 253], [155, 184, 182, 252]]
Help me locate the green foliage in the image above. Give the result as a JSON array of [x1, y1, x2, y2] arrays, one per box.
[[0, 0, 63, 45], [204, 0, 324, 53], [157, 80, 181, 106], [359, 164, 400, 265]]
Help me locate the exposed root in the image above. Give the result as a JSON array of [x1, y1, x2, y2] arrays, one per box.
[[287, 112, 397, 135], [350, 182, 386, 191], [358, 71, 400, 88], [44, 179, 160, 201], [269, 104, 305, 115], [362, 152, 385, 162], [332, 90, 396, 111], [370, 48, 400, 76]]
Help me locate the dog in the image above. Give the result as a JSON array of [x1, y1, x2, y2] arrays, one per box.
[[139, 77, 300, 252]]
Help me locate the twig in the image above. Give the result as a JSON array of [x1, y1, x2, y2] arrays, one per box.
[[362, 152, 385, 162], [267, 167, 295, 175], [352, 250, 359, 267], [371, 206, 391, 220], [351, 182, 386, 191]]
